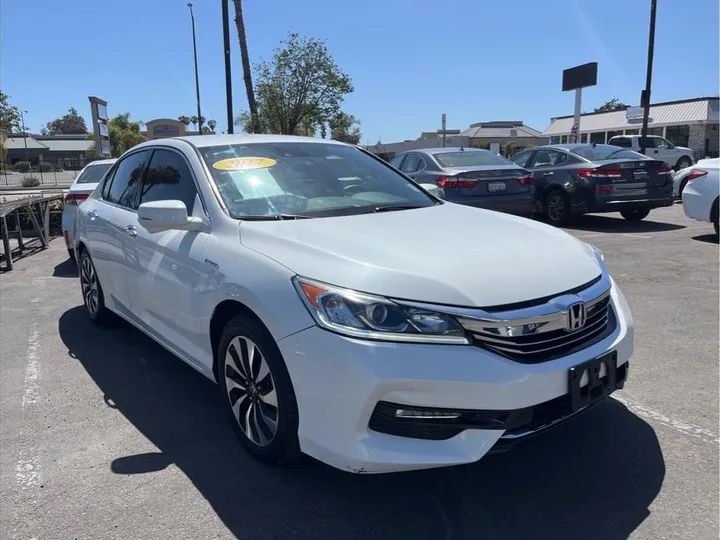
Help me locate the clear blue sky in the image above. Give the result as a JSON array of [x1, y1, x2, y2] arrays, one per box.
[[2, 0, 718, 143]]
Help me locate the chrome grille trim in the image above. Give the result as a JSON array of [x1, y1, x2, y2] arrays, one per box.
[[392, 272, 614, 363]]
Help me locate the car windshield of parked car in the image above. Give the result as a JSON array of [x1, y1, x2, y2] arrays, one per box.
[[76, 163, 113, 184], [570, 145, 647, 161], [199, 142, 438, 218], [432, 151, 511, 168]]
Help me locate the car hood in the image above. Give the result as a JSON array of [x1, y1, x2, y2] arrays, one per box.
[[240, 203, 603, 307]]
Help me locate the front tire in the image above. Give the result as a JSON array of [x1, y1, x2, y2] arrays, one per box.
[[676, 157, 692, 170], [620, 208, 651, 221], [79, 251, 111, 325], [544, 191, 573, 226], [217, 314, 300, 465]]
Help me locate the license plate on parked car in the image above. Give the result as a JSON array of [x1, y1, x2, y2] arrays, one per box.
[[568, 351, 617, 412], [488, 181, 507, 193], [633, 170, 648, 180]]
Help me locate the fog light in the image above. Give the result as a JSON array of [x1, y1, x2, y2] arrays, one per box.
[[395, 408, 461, 419]]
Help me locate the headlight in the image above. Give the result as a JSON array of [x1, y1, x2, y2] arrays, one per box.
[[292, 277, 469, 344]]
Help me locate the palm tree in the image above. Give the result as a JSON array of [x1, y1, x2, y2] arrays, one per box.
[[233, 0, 260, 133], [207, 119, 217, 132], [190, 115, 198, 131], [178, 115, 191, 127]]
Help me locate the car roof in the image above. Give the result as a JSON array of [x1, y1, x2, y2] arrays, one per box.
[[402, 147, 489, 155], [138, 134, 350, 150]]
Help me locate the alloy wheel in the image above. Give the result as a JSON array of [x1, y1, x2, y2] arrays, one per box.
[[547, 195, 565, 223], [224, 336, 278, 447], [80, 256, 99, 316]]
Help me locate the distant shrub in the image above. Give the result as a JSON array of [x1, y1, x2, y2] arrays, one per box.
[[37, 162, 55, 172], [22, 176, 41, 187], [14, 161, 31, 173]]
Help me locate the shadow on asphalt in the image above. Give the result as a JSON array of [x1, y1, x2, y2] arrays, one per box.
[[59, 306, 665, 540], [53, 257, 78, 278], [561, 214, 685, 233], [692, 233, 719, 245]]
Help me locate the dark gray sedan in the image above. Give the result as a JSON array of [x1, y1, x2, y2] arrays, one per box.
[[389, 148, 535, 216], [510, 144, 674, 226]]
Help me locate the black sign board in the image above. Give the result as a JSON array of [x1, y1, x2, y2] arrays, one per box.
[[562, 62, 598, 92]]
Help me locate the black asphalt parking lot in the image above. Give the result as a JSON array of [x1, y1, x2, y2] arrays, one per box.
[[1, 204, 718, 540]]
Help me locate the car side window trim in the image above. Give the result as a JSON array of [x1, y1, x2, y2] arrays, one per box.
[[416, 155, 428, 172], [100, 163, 119, 200], [139, 146, 209, 217]]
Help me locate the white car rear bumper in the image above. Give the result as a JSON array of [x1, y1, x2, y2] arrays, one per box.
[[277, 280, 634, 473], [683, 184, 712, 223]]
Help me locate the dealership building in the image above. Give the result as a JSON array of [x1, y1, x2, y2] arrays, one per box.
[[543, 96, 719, 159]]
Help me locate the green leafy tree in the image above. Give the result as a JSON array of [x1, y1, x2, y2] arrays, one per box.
[[239, 33, 353, 134], [0, 91, 21, 134], [502, 141, 516, 157], [593, 98, 629, 113], [329, 112, 361, 144], [473, 141, 490, 150], [42, 107, 88, 134], [233, 0, 260, 133]]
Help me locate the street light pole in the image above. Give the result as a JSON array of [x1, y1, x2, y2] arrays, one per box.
[[188, 2, 203, 134], [221, 0, 234, 134], [639, 0, 657, 154], [19, 109, 29, 162]]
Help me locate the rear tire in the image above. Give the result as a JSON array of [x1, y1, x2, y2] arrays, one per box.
[[676, 157, 692, 170], [544, 190, 573, 227], [78, 251, 112, 325], [217, 314, 300, 465], [620, 208, 651, 221]]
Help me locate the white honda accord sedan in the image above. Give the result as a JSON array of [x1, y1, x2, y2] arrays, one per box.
[[74, 135, 634, 473]]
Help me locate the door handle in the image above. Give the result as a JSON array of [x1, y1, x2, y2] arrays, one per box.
[[124, 225, 137, 238], [88, 210, 98, 220], [543, 172, 554, 176]]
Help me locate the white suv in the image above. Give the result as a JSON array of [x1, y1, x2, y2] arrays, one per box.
[[608, 135, 694, 170], [74, 135, 634, 474]]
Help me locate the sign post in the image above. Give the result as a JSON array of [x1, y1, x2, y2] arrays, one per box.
[[88, 97, 110, 158], [562, 62, 598, 143]]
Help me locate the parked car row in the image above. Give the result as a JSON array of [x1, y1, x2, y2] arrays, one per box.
[[71, 134, 634, 474], [389, 143, 676, 227]]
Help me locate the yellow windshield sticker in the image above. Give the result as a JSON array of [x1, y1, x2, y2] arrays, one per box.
[[212, 157, 276, 171]]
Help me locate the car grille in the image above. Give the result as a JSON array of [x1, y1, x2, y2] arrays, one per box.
[[454, 279, 616, 364]]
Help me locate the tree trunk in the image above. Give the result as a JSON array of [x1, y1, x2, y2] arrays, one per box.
[[233, 0, 260, 133]]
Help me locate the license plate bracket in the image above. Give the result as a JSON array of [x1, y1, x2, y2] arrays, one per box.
[[568, 351, 617, 412], [488, 181, 507, 193]]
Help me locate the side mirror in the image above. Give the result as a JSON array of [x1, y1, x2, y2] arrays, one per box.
[[138, 200, 203, 232], [420, 183, 444, 199]]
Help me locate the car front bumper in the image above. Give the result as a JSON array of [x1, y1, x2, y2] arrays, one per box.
[[277, 278, 634, 474]]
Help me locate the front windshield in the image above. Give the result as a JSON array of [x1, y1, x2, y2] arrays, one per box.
[[76, 163, 113, 184], [433, 151, 512, 168], [570, 145, 647, 161], [199, 142, 437, 218]]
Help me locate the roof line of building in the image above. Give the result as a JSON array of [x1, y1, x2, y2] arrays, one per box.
[[550, 96, 719, 121]]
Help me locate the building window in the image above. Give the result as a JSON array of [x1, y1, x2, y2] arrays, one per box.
[[550, 136, 561, 144], [666, 125, 690, 147], [647, 126, 664, 136], [560, 135, 568, 144], [606, 130, 623, 141], [625, 129, 639, 135], [590, 132, 605, 144], [580, 133, 588, 143]]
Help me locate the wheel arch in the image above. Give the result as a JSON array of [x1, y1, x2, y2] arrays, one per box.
[[710, 196, 719, 223], [209, 299, 273, 382]]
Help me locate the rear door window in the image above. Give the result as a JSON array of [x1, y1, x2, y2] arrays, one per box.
[[104, 150, 150, 209], [530, 150, 566, 168], [510, 150, 534, 168], [400, 154, 422, 173]]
